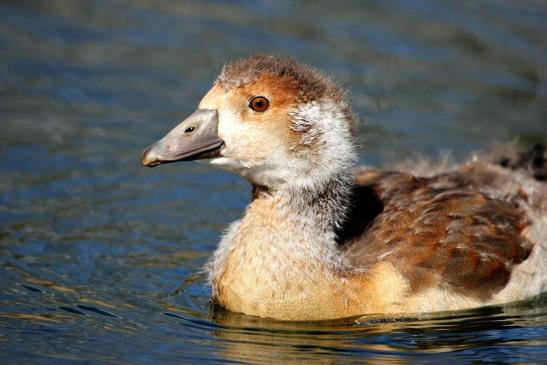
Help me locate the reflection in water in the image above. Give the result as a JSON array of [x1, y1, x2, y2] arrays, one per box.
[[204, 298, 547, 364], [1, 0, 546, 363]]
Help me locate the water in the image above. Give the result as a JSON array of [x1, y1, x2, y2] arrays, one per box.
[[1, 0, 546, 363]]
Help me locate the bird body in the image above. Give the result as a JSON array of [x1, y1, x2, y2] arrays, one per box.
[[142, 55, 547, 320]]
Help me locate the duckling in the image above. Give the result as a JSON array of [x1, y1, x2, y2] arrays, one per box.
[[142, 55, 547, 321]]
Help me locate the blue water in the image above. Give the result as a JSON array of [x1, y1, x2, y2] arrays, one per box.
[[1, 0, 546, 363]]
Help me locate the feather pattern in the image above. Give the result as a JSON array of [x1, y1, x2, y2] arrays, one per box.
[[151, 54, 547, 320]]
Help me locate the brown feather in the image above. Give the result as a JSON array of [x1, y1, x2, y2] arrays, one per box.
[[342, 169, 533, 300], [216, 54, 357, 133]]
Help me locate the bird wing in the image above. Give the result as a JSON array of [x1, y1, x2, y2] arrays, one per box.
[[341, 169, 533, 300]]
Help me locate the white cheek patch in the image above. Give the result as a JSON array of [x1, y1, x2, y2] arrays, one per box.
[[210, 107, 254, 174], [205, 105, 291, 186], [217, 107, 246, 146]]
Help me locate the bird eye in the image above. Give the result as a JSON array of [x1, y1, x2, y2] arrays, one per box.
[[249, 96, 269, 112]]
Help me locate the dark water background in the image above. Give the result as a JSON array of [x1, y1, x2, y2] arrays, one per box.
[[1, 0, 546, 363]]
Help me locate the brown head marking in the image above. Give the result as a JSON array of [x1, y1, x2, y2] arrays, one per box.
[[216, 54, 357, 133]]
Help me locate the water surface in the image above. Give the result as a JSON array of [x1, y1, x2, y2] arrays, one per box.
[[1, 0, 546, 363]]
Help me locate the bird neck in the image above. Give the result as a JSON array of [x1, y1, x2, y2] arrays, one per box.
[[252, 165, 355, 238]]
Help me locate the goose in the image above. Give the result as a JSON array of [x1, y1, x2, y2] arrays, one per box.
[[142, 55, 547, 321]]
